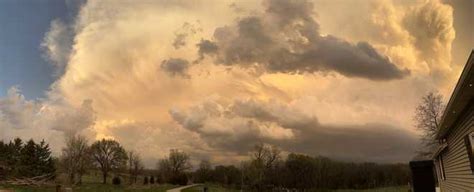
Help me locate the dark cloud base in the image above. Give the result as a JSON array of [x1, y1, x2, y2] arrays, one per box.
[[196, 0, 409, 81], [171, 99, 418, 163], [161, 58, 190, 77]]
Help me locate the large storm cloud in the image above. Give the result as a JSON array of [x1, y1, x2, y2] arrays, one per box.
[[197, 0, 410, 80], [0, 0, 460, 167], [170, 98, 418, 162]]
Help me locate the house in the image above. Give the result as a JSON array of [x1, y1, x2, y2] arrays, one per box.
[[433, 50, 474, 191]]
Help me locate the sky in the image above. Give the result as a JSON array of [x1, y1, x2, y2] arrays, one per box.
[[0, 0, 67, 98], [0, 0, 472, 168]]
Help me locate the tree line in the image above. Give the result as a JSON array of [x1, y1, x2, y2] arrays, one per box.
[[192, 144, 410, 191], [0, 135, 195, 186], [0, 137, 410, 191], [0, 138, 56, 180]]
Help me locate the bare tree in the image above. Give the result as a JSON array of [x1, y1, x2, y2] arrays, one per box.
[[157, 149, 191, 183], [199, 159, 211, 171], [168, 149, 191, 174], [128, 151, 144, 184], [414, 92, 445, 156], [90, 139, 128, 184], [157, 158, 172, 182], [252, 143, 281, 168], [194, 160, 212, 183], [61, 134, 91, 185], [248, 143, 281, 189]]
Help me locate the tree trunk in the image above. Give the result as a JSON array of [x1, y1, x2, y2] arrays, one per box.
[[78, 173, 83, 185], [103, 171, 107, 184], [69, 172, 75, 185]]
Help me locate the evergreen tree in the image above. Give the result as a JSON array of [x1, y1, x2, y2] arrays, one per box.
[[19, 139, 37, 177], [0, 141, 6, 179], [18, 139, 55, 177], [7, 138, 23, 176], [36, 140, 56, 177], [0, 138, 55, 179]]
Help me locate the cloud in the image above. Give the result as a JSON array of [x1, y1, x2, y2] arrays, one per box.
[[0, 87, 95, 135], [38, 99, 95, 135], [197, 0, 409, 80], [169, 98, 298, 139], [41, 19, 74, 75], [93, 119, 210, 167], [403, 0, 455, 78], [196, 39, 218, 61], [0, 87, 39, 130], [0, 87, 96, 155], [161, 58, 190, 77], [171, 98, 418, 162], [172, 22, 200, 49], [292, 123, 419, 163], [311, 0, 455, 86], [18, 0, 460, 166]]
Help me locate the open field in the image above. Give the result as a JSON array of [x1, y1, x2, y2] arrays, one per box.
[[182, 184, 239, 192], [1, 184, 409, 192], [334, 186, 409, 192], [0, 170, 179, 192], [182, 185, 409, 192], [0, 184, 177, 192]]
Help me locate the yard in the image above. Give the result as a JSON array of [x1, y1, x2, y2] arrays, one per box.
[[0, 172, 178, 192], [182, 185, 409, 192], [0, 183, 177, 192], [0, 184, 410, 192]]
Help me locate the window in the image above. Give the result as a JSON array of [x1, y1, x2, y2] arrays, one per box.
[[438, 155, 446, 180], [464, 132, 474, 173]]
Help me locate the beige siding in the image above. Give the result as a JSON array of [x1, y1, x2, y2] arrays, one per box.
[[439, 103, 474, 191]]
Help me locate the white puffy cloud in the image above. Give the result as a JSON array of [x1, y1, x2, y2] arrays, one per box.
[[403, 0, 455, 78], [0, 87, 96, 154], [0, 87, 40, 130], [0, 87, 95, 133], [41, 19, 74, 74]]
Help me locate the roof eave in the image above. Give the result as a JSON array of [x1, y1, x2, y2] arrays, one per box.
[[436, 50, 474, 140]]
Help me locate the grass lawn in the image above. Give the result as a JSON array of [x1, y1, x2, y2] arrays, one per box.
[[334, 186, 409, 192], [182, 184, 240, 192], [1, 184, 407, 192], [182, 185, 409, 192], [0, 183, 177, 192], [0, 171, 179, 192]]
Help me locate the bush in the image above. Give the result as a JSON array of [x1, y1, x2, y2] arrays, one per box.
[[155, 175, 163, 184], [144, 176, 149, 185], [112, 176, 121, 185], [169, 173, 188, 185]]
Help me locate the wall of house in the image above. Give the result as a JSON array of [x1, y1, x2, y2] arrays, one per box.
[[437, 102, 474, 191]]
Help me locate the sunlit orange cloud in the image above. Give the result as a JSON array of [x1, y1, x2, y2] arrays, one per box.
[[1, 0, 467, 167]]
